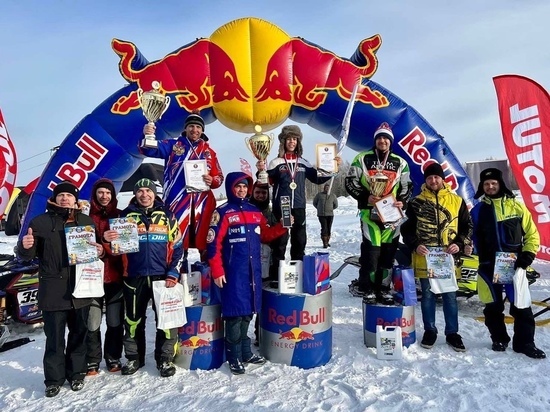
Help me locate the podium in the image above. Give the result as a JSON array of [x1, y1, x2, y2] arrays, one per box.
[[259, 286, 332, 369], [362, 302, 416, 348], [175, 304, 224, 370]]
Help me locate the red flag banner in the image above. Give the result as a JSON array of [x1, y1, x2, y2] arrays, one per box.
[[0, 107, 18, 219], [493, 74, 550, 262]]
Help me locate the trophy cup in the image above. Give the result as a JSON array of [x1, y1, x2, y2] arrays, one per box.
[[370, 166, 389, 198], [245, 125, 274, 184], [137, 81, 170, 148]]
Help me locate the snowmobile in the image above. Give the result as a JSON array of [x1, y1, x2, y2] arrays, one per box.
[[0, 253, 40, 352], [331, 244, 540, 299]]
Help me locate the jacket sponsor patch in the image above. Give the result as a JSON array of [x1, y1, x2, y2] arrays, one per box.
[[210, 210, 220, 226], [206, 228, 215, 243]]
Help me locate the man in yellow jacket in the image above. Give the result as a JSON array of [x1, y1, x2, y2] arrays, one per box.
[[401, 163, 472, 352], [470, 168, 545, 359]]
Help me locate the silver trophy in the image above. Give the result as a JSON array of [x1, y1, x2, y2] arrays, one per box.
[[137, 81, 170, 148], [245, 125, 274, 184]]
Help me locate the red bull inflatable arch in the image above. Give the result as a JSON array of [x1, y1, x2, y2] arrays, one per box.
[[20, 17, 475, 237]]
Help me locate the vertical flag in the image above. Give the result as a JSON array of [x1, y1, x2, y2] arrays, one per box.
[[493, 74, 550, 261], [0, 106, 18, 219]]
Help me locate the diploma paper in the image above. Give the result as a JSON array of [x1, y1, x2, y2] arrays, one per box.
[[426, 247, 458, 293], [109, 217, 139, 255], [65, 225, 97, 265], [316, 143, 337, 175], [374, 195, 404, 223], [184, 159, 208, 192], [493, 251, 516, 284]]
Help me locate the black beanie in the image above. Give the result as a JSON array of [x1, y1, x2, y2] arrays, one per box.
[[53, 181, 79, 200], [474, 167, 514, 199], [134, 178, 157, 195], [184, 113, 205, 130], [424, 162, 445, 180], [95, 180, 115, 194]]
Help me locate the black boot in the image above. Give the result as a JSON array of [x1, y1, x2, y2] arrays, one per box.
[[321, 236, 329, 248], [226, 340, 245, 375]]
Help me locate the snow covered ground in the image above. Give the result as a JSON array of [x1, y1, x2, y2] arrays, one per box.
[[1, 197, 550, 411]]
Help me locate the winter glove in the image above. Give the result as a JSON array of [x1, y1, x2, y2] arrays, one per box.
[[514, 251, 535, 270], [165, 271, 179, 288]]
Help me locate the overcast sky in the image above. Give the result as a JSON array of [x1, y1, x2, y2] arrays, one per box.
[[1, 0, 550, 186]]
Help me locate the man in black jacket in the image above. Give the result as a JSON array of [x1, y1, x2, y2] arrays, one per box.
[[18, 181, 104, 397]]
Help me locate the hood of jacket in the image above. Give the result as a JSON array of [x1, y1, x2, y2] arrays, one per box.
[[225, 172, 253, 204]]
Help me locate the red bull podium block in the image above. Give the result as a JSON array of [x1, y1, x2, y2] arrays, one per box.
[[260, 286, 332, 369], [176, 304, 224, 370], [363, 303, 416, 348]]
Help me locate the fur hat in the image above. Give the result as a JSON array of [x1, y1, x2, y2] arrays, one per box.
[[134, 178, 157, 196], [53, 181, 79, 200], [424, 162, 445, 180], [474, 167, 514, 199], [184, 112, 205, 131], [277, 125, 304, 157], [373, 122, 394, 144]]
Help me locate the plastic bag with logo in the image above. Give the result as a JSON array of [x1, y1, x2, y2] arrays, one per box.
[[73, 259, 104, 298], [152, 281, 186, 330]]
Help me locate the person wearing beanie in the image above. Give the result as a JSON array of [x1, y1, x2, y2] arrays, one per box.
[[470, 168, 545, 359], [401, 162, 472, 352], [344, 122, 412, 304], [140, 110, 223, 273], [256, 124, 341, 268], [85, 178, 125, 376], [117, 174, 184, 377], [17, 180, 103, 397], [207, 172, 288, 374]]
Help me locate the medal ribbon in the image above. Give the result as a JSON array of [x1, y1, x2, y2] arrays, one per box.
[[284, 154, 298, 185]]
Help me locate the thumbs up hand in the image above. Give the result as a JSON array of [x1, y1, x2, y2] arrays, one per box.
[[22, 228, 35, 250]]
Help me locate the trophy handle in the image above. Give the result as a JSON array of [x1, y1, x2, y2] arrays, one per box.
[[161, 96, 171, 117], [137, 88, 144, 105], [244, 136, 254, 156]]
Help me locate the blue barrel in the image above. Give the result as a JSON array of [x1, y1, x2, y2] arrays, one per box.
[[175, 304, 224, 370], [363, 303, 416, 348], [260, 286, 332, 369]]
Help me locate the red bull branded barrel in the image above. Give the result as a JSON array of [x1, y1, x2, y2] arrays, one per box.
[[176, 304, 224, 370], [260, 286, 332, 369], [363, 303, 416, 348]]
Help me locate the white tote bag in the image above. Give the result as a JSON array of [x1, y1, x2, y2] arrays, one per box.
[[513, 268, 532, 309], [152, 281, 186, 330], [73, 259, 104, 298]]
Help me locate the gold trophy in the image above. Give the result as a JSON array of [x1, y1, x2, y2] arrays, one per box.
[[245, 125, 274, 184], [137, 81, 170, 148], [370, 165, 389, 197]]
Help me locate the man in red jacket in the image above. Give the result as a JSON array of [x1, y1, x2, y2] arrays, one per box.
[[86, 179, 124, 375]]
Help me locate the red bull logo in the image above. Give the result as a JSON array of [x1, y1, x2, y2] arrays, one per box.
[[256, 36, 388, 111], [399, 126, 459, 191], [110, 38, 249, 115], [376, 316, 414, 328], [179, 335, 211, 350], [278, 327, 315, 342], [268, 307, 326, 325], [109, 18, 389, 133], [180, 318, 223, 335]]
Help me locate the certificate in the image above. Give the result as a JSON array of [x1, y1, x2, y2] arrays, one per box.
[[316, 143, 337, 175], [493, 251, 516, 284], [184, 159, 208, 192], [65, 225, 97, 265], [426, 247, 458, 293], [109, 217, 139, 255], [374, 195, 404, 223]]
